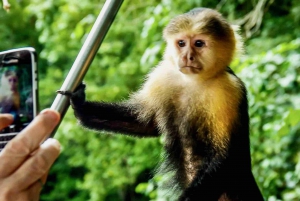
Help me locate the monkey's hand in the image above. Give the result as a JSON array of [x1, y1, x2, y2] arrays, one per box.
[[56, 83, 86, 109]]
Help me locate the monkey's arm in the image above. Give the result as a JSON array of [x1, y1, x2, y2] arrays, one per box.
[[60, 84, 159, 137], [73, 101, 159, 137]]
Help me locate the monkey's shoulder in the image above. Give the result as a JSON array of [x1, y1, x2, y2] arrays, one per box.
[[132, 64, 244, 105], [205, 71, 246, 134], [132, 62, 182, 102], [132, 65, 246, 112]]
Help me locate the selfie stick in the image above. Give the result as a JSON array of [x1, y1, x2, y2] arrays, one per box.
[[50, 0, 123, 137]]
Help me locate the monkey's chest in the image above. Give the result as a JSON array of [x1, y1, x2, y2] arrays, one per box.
[[163, 105, 210, 186], [181, 140, 202, 185]]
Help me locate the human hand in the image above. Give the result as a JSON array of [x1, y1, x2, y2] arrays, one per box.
[[0, 109, 61, 201]]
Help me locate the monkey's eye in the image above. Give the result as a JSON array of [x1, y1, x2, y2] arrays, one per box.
[[178, 40, 186, 47], [195, 40, 205, 47]]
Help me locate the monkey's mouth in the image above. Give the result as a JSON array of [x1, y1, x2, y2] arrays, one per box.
[[180, 66, 202, 74]]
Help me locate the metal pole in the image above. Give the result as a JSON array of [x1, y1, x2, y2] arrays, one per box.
[[50, 0, 123, 137]]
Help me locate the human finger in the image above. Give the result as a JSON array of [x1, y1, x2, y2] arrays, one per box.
[[2, 172, 48, 201], [0, 109, 60, 178], [0, 114, 13, 129], [0, 181, 42, 201], [40, 170, 49, 184], [5, 138, 60, 191], [27, 180, 43, 201]]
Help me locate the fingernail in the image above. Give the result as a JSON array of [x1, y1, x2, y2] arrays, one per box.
[[39, 109, 60, 123], [43, 138, 61, 151]]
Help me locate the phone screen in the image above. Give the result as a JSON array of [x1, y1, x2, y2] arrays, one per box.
[[0, 48, 37, 150]]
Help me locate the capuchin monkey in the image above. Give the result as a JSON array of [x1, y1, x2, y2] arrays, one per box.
[[59, 8, 264, 201], [0, 70, 20, 114]]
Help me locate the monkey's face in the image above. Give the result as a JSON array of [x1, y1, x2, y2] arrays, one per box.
[[166, 32, 226, 79], [163, 8, 237, 79], [2, 75, 18, 91], [169, 33, 213, 75]]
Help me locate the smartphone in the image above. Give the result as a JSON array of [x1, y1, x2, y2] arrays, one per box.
[[0, 47, 38, 151]]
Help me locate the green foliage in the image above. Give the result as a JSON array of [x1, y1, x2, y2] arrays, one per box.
[[235, 39, 300, 201], [1, 0, 300, 200]]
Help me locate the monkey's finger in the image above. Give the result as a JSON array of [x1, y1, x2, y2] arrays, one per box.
[[56, 83, 86, 96], [56, 90, 73, 96], [0, 109, 60, 178], [0, 114, 14, 129], [4, 138, 60, 191]]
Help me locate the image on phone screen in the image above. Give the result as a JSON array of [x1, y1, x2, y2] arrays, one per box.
[[0, 48, 37, 150]]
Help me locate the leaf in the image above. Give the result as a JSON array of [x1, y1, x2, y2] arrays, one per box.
[[287, 109, 300, 127]]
